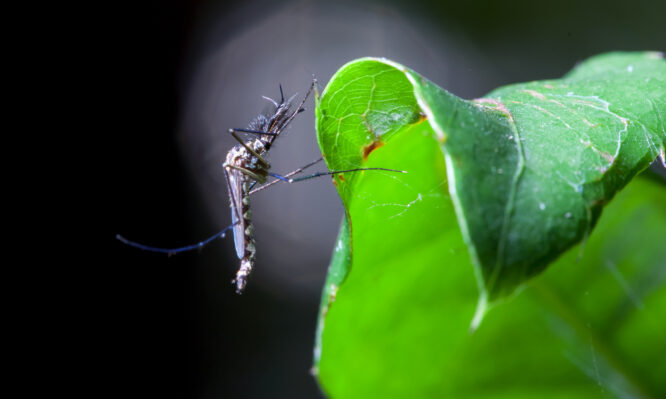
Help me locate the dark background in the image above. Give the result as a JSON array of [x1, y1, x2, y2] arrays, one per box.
[[107, 1, 664, 398]]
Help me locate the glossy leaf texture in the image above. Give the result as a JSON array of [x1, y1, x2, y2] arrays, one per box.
[[313, 53, 666, 398]]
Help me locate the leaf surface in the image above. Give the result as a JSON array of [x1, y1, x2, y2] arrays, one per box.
[[313, 53, 666, 398]]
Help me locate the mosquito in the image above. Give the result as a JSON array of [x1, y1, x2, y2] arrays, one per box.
[[117, 78, 405, 293]]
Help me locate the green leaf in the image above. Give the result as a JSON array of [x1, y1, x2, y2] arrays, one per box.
[[313, 53, 666, 397], [415, 52, 664, 303], [316, 52, 665, 305]]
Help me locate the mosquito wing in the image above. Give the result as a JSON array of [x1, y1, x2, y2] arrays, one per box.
[[224, 167, 246, 259]]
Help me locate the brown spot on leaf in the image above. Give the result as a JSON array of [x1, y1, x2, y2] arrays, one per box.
[[338, 174, 345, 181], [362, 140, 385, 161]]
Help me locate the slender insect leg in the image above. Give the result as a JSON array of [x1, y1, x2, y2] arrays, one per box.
[[116, 224, 235, 255], [272, 167, 407, 183], [230, 128, 277, 136], [225, 164, 268, 183], [229, 130, 270, 167], [268, 173, 290, 182], [249, 157, 324, 195]]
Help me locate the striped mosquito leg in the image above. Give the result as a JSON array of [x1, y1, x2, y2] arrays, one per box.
[[233, 191, 256, 294]]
